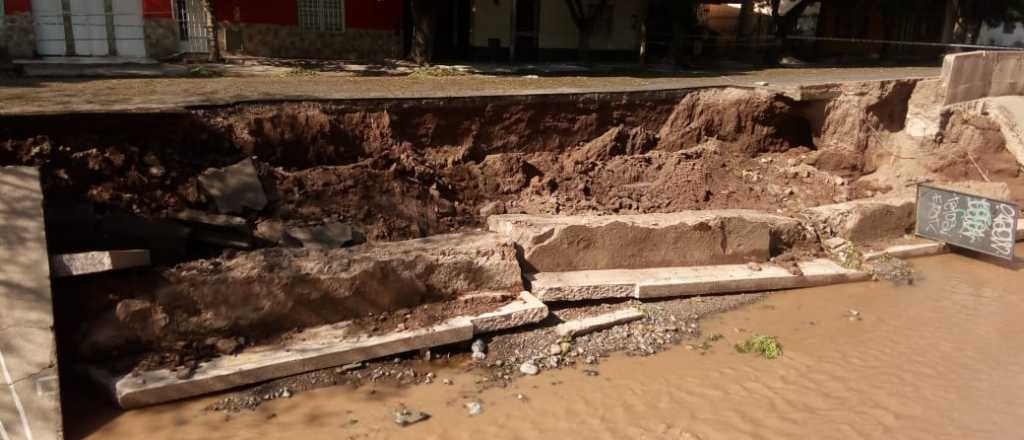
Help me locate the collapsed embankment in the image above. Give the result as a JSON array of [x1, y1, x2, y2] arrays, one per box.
[[3, 80, 1022, 376]]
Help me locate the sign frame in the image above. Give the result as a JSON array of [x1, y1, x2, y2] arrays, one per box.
[[915, 183, 1019, 260]]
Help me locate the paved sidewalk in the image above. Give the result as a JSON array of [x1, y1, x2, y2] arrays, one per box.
[[0, 66, 939, 115]]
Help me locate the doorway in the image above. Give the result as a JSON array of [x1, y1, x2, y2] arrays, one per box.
[[174, 0, 210, 53], [432, 0, 471, 61], [512, 0, 539, 62]]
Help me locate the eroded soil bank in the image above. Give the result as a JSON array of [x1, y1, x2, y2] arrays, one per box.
[[3, 80, 1022, 374], [64, 245, 1024, 440]]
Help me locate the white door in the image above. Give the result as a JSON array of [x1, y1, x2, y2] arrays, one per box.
[[175, 0, 209, 53], [112, 0, 146, 56], [69, 0, 108, 56], [30, 0, 66, 55]]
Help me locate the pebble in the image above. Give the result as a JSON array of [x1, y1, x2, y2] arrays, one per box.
[[443, 378, 453, 385], [465, 401, 483, 416], [747, 262, 762, 271], [548, 344, 563, 355], [583, 369, 600, 377], [393, 406, 429, 427], [472, 351, 487, 361], [471, 339, 487, 354], [519, 362, 540, 376]]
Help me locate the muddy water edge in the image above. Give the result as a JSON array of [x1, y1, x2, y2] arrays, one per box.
[[64, 244, 1024, 440]]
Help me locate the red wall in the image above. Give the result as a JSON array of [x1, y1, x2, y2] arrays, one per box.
[[4, 0, 31, 14], [345, 0, 402, 30], [209, 0, 401, 29], [142, 0, 173, 18]]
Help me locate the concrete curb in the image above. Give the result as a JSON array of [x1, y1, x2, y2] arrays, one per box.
[[555, 309, 645, 337], [49, 250, 150, 278], [90, 292, 548, 409], [531, 259, 869, 302]]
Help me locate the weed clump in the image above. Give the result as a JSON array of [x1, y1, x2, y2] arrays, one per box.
[[735, 335, 783, 359], [409, 66, 471, 77]]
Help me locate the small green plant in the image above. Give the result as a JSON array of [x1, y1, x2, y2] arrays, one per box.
[[735, 335, 783, 359], [281, 67, 319, 77]]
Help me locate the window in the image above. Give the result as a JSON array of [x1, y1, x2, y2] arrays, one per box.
[[298, 0, 345, 32]]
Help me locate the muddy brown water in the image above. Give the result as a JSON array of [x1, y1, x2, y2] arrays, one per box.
[[67, 245, 1024, 440]]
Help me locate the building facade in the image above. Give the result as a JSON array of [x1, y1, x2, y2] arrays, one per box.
[[1, 0, 403, 60]]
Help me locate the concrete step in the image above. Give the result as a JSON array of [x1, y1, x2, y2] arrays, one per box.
[[530, 259, 869, 302], [90, 292, 548, 409], [49, 250, 150, 278]]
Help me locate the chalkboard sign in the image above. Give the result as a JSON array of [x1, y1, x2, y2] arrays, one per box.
[[916, 184, 1019, 260]]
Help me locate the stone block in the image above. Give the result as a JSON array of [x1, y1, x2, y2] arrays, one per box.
[[289, 222, 363, 249], [468, 292, 549, 334], [50, 250, 151, 278], [0, 167, 62, 440], [488, 211, 796, 272], [554, 309, 645, 337], [197, 158, 268, 214]]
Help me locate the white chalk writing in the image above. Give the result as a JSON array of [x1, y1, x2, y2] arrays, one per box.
[[924, 193, 943, 234], [940, 195, 961, 236], [990, 203, 1016, 256], [959, 197, 992, 243]]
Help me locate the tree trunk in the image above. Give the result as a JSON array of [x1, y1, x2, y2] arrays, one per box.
[[736, 0, 754, 53], [204, 0, 221, 62], [410, 0, 435, 65], [941, 0, 957, 44]]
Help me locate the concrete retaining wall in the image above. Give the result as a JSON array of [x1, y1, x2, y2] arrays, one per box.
[[942, 51, 1024, 106]]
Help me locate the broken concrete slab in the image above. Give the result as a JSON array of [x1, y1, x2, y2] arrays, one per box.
[[804, 182, 1009, 243], [531, 259, 869, 302], [0, 167, 62, 440], [467, 291, 549, 334], [50, 250, 151, 278], [488, 211, 800, 272], [92, 291, 547, 409], [172, 209, 249, 233], [942, 51, 1024, 106], [94, 317, 476, 409], [198, 158, 268, 214], [977, 96, 1024, 167], [554, 308, 645, 338], [864, 243, 947, 261]]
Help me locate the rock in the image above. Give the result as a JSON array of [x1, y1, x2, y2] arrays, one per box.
[[214, 338, 241, 355], [443, 378, 453, 385], [393, 405, 430, 427], [49, 250, 151, 278], [755, 81, 769, 86], [822, 237, 852, 253], [547, 344, 563, 355], [488, 211, 800, 272], [746, 262, 762, 272], [583, 369, 600, 377], [519, 361, 540, 376], [471, 339, 486, 354], [465, 401, 482, 416], [280, 388, 291, 399], [255, 220, 302, 247], [198, 158, 269, 214], [288, 222, 364, 249], [471, 351, 487, 361]]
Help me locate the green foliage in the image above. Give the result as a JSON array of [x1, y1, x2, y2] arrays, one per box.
[[281, 67, 319, 77], [735, 335, 783, 359]]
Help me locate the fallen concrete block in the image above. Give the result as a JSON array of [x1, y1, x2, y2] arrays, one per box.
[[468, 291, 549, 334], [554, 308, 645, 338], [82, 232, 524, 356], [532, 259, 869, 302], [488, 211, 799, 272], [0, 167, 63, 440], [93, 317, 476, 409], [172, 209, 249, 233], [50, 250, 151, 278], [198, 158, 268, 214]]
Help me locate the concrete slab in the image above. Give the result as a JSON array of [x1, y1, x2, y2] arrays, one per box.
[[49, 250, 151, 278], [197, 158, 268, 214], [95, 318, 475, 409], [554, 309, 645, 337], [289, 223, 361, 249], [531, 259, 868, 302], [488, 211, 798, 272], [980, 96, 1024, 167], [942, 51, 1024, 105], [0, 167, 62, 440], [864, 243, 947, 261], [468, 292, 549, 334]]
